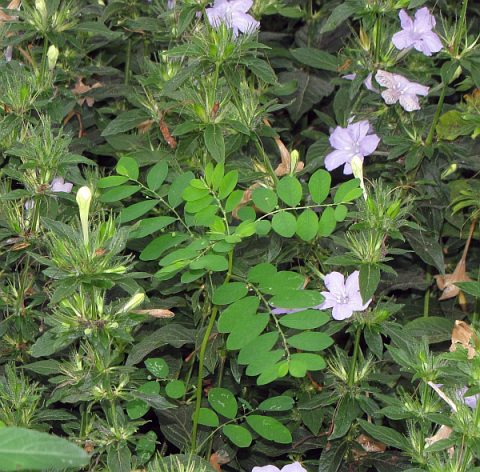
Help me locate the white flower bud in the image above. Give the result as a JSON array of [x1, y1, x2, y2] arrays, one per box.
[[76, 186, 92, 245]]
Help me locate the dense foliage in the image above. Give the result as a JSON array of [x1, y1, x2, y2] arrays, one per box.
[[0, 0, 479, 471]]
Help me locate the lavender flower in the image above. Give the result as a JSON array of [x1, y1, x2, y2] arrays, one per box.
[[392, 7, 442, 56], [206, 0, 259, 37], [252, 462, 307, 472], [457, 387, 480, 409], [167, 0, 175, 9], [50, 177, 73, 193], [318, 271, 371, 321], [343, 72, 379, 93], [324, 120, 380, 175], [375, 70, 429, 112]]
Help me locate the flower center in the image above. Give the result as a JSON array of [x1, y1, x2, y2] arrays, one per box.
[[335, 293, 350, 304]]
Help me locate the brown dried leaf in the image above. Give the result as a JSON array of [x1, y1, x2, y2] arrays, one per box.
[[72, 78, 102, 107], [450, 320, 477, 359], [132, 309, 174, 318], [357, 434, 386, 453], [425, 424, 453, 457]]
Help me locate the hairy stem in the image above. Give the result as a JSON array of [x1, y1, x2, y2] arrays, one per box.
[[347, 325, 361, 387]]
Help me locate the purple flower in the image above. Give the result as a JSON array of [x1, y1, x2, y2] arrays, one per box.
[[457, 387, 479, 409], [206, 0, 259, 37], [343, 72, 379, 93], [375, 70, 429, 112], [167, 0, 175, 9], [24, 199, 35, 211], [324, 120, 380, 175], [392, 7, 442, 56], [50, 177, 73, 193], [318, 271, 371, 321], [252, 462, 307, 472]]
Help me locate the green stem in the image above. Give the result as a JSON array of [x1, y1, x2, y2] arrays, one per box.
[[40, 36, 49, 81], [425, 84, 447, 146], [124, 39, 132, 86], [423, 267, 431, 317], [454, 0, 469, 56], [347, 325, 361, 388], [191, 251, 233, 453]]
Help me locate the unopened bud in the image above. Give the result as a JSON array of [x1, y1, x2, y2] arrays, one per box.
[[76, 186, 92, 245]]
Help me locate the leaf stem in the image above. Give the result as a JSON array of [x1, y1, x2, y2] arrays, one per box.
[[347, 324, 361, 387], [425, 84, 447, 146], [191, 250, 234, 453]]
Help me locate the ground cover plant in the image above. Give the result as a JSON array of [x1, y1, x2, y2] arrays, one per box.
[[0, 0, 479, 470]]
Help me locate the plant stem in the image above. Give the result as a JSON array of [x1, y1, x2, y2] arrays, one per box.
[[425, 84, 447, 146], [191, 251, 233, 453], [124, 39, 132, 86], [40, 36, 49, 82], [347, 325, 361, 388], [423, 267, 431, 317], [454, 0, 469, 56]]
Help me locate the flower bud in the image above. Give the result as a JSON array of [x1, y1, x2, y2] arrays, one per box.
[[350, 155, 367, 200], [120, 292, 145, 313], [47, 45, 59, 70], [76, 186, 92, 245]]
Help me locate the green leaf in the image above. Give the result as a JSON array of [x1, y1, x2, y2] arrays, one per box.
[[403, 317, 454, 343], [334, 179, 361, 203], [204, 124, 225, 163], [329, 395, 360, 440], [145, 358, 169, 378], [252, 188, 278, 213], [116, 156, 139, 180], [100, 185, 140, 203], [226, 313, 270, 350], [276, 176, 302, 207], [165, 380, 186, 399], [270, 290, 324, 309], [456, 281, 480, 297], [405, 230, 444, 273], [218, 297, 260, 333], [255, 220, 271, 236], [258, 396, 294, 412], [291, 48, 339, 71], [107, 443, 131, 472], [279, 309, 330, 329], [101, 110, 150, 136], [318, 207, 336, 237], [241, 57, 277, 84], [118, 200, 158, 223], [140, 233, 189, 261], [212, 283, 248, 305], [218, 170, 238, 199], [271, 212, 297, 237], [127, 382, 160, 419], [359, 264, 380, 304], [0, 427, 90, 471], [197, 408, 219, 427], [248, 263, 277, 283], [98, 176, 129, 188], [296, 209, 319, 241], [246, 415, 292, 444], [287, 332, 334, 351], [290, 353, 326, 371], [222, 425, 252, 448], [309, 169, 331, 204], [321, 1, 357, 33], [208, 388, 238, 419], [238, 332, 279, 365], [147, 161, 169, 191], [129, 216, 176, 239], [168, 172, 195, 208], [190, 254, 228, 272], [358, 419, 408, 450], [258, 271, 304, 294], [334, 204, 348, 222]]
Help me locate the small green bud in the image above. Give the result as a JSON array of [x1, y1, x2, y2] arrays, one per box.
[[47, 45, 59, 70], [76, 186, 92, 245]]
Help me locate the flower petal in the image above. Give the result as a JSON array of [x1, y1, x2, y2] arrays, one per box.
[[359, 133, 380, 156], [348, 120, 370, 143], [398, 9, 413, 30], [281, 463, 308, 472], [332, 303, 354, 320], [323, 272, 345, 296], [381, 89, 400, 105], [252, 467, 281, 472], [324, 149, 350, 172], [398, 93, 421, 112], [417, 31, 443, 55], [231, 0, 254, 12], [232, 11, 259, 33], [414, 7, 435, 32], [375, 70, 395, 90], [329, 126, 354, 150], [392, 30, 414, 50]]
